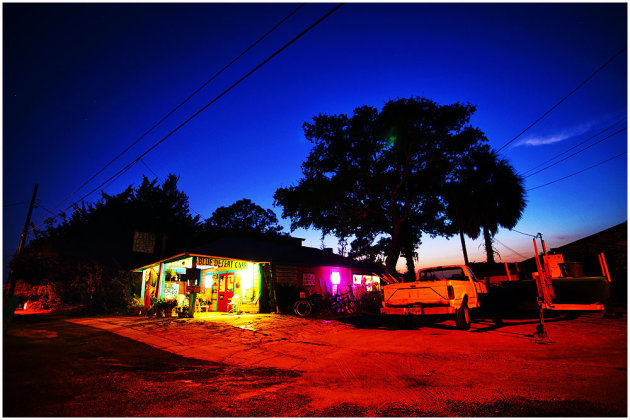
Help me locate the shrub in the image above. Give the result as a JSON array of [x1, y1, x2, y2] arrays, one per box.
[[14, 283, 63, 310]]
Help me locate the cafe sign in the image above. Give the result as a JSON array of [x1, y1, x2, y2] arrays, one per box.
[[197, 257, 249, 270]]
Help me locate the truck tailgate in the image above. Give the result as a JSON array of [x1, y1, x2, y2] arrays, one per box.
[[384, 282, 450, 307]]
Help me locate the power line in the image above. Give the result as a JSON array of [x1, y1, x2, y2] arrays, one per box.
[[520, 117, 627, 176], [524, 127, 626, 178], [496, 46, 627, 152], [30, 3, 344, 233], [140, 158, 160, 180], [527, 151, 626, 191], [4, 201, 29, 208], [510, 229, 537, 238], [100, 167, 131, 195], [135, 160, 203, 219], [494, 238, 530, 261], [34, 200, 52, 213], [30, 3, 306, 227]]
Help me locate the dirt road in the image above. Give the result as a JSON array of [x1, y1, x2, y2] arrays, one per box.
[[4, 311, 627, 416]]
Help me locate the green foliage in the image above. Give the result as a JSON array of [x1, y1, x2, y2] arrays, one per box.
[[130, 296, 145, 308], [205, 198, 284, 235], [164, 268, 176, 281], [274, 97, 486, 275]]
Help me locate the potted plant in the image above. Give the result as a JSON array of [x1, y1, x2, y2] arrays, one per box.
[[164, 299, 178, 317], [178, 306, 192, 318], [152, 298, 178, 317], [128, 297, 145, 315]]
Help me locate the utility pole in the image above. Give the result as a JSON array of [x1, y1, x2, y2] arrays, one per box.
[[8, 184, 39, 297]]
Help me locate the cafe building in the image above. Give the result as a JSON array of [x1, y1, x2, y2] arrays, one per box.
[[133, 233, 385, 315]]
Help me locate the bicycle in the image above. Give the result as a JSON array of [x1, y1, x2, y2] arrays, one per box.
[[329, 291, 356, 314], [293, 291, 323, 317]]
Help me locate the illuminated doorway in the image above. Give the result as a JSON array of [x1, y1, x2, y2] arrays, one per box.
[[217, 272, 235, 312]]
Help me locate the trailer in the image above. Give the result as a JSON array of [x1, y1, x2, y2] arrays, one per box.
[[531, 233, 612, 342]]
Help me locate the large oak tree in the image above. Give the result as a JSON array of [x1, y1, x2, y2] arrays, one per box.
[[274, 97, 487, 276]]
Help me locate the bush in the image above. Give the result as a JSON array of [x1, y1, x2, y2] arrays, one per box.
[[125, 296, 145, 315], [11, 251, 143, 315], [14, 283, 63, 310]]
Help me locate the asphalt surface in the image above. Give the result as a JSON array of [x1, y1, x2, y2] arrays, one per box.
[[3, 311, 627, 416]]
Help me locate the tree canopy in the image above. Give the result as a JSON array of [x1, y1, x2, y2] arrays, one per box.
[[204, 198, 285, 236], [10, 174, 200, 312], [447, 146, 526, 264], [274, 97, 488, 275], [26, 174, 201, 266]]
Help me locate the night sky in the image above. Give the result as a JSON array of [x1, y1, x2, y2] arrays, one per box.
[[3, 3, 627, 276]]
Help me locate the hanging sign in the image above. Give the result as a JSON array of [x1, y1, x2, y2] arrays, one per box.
[[132, 232, 156, 253], [302, 273, 316, 286], [197, 257, 249, 269], [163, 283, 179, 299]]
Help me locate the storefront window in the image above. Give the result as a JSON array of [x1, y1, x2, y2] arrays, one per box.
[[203, 272, 214, 290], [163, 283, 179, 299], [351, 274, 382, 292], [367, 275, 381, 291]]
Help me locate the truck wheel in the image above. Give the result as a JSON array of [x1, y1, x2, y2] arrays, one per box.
[[455, 303, 471, 330]]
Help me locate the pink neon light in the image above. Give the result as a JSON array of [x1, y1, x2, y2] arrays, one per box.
[[331, 271, 341, 285]]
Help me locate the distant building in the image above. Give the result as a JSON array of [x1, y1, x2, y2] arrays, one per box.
[[546, 221, 627, 303], [133, 233, 386, 315]]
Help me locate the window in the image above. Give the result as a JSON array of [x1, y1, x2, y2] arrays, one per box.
[[418, 267, 465, 281]]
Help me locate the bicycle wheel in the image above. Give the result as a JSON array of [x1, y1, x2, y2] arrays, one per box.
[[294, 300, 312, 317]]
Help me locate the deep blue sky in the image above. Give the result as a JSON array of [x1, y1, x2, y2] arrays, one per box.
[[3, 3, 627, 273]]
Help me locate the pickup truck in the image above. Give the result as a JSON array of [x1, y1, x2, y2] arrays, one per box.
[[380, 265, 488, 330]]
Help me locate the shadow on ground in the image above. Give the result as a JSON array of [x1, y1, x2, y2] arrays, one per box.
[[335, 310, 585, 333], [4, 314, 303, 417]]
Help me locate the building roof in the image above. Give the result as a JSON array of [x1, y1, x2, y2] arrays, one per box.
[[135, 234, 385, 274], [549, 221, 627, 255]]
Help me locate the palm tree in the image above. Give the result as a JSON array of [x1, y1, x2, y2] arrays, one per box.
[[448, 146, 526, 264]]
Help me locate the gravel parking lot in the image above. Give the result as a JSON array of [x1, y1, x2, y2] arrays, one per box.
[[4, 310, 626, 416], [61, 311, 627, 416]]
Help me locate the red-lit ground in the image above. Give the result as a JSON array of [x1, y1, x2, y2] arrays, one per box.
[[4, 311, 626, 416]]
